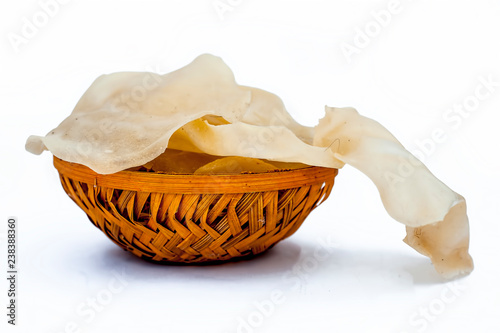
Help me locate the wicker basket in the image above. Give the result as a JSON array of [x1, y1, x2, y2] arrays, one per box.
[[53, 156, 338, 263]]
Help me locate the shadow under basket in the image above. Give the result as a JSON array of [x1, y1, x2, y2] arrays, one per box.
[[53, 156, 338, 264]]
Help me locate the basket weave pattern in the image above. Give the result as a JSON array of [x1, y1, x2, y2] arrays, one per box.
[[54, 157, 338, 263]]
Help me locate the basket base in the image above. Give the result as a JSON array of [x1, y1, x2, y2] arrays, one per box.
[[136, 244, 277, 266]]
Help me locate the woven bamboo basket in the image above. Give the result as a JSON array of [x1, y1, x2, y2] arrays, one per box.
[[53, 156, 338, 263]]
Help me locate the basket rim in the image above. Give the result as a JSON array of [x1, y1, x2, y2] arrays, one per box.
[[53, 156, 338, 194]]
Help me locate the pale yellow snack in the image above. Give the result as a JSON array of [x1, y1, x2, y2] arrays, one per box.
[[314, 107, 473, 278], [144, 149, 219, 173], [194, 156, 277, 175], [404, 200, 473, 279], [25, 54, 252, 172]]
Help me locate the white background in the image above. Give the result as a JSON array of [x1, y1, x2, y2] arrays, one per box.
[[1, 0, 500, 332]]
